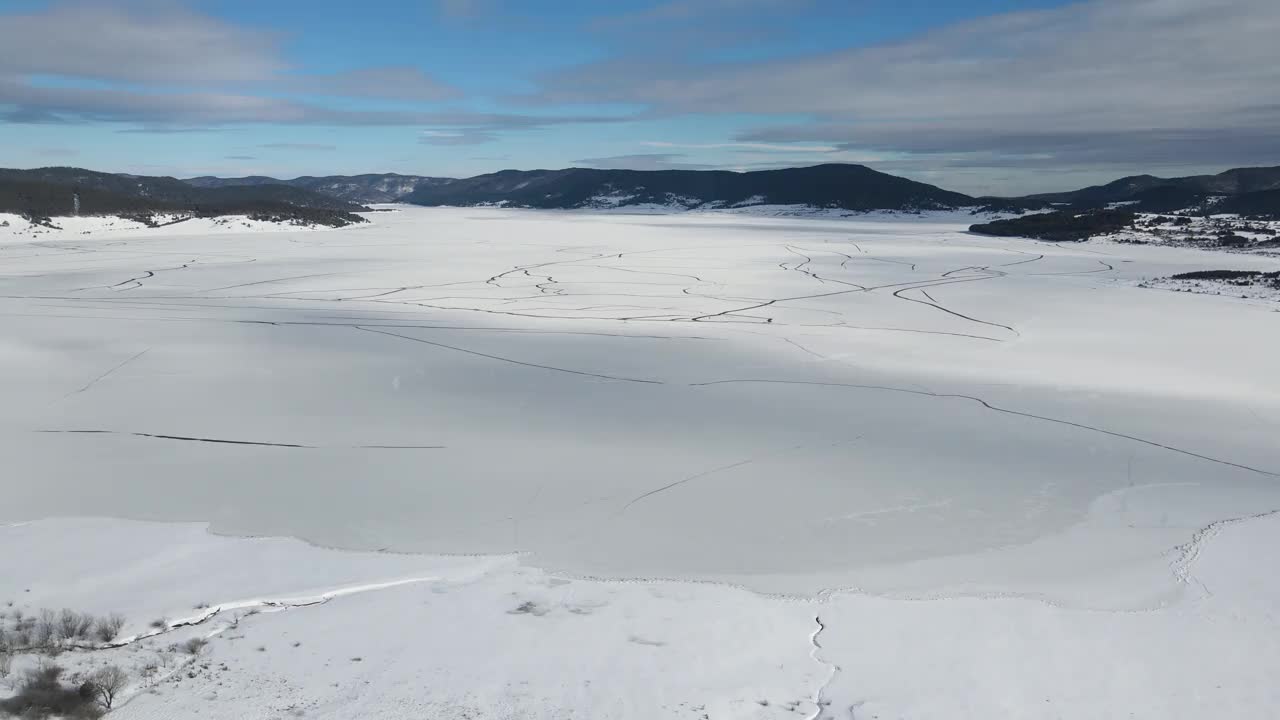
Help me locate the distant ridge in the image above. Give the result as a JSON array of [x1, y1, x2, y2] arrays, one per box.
[[1026, 166, 1280, 207], [971, 166, 1280, 244], [400, 164, 1002, 213]]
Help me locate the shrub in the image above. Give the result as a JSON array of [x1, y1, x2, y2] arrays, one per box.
[[0, 663, 103, 719], [181, 637, 208, 655]]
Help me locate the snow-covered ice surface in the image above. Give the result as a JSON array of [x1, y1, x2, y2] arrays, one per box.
[[2, 206, 1280, 717]]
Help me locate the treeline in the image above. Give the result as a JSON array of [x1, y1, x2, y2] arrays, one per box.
[[403, 164, 993, 212], [1214, 189, 1280, 218], [0, 167, 370, 228], [1170, 269, 1280, 285], [0, 178, 367, 228], [969, 209, 1136, 242], [0, 179, 157, 217]]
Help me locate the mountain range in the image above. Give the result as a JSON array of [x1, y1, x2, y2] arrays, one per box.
[[3, 163, 1279, 223], [1022, 166, 1280, 217], [1029, 166, 1280, 205], [178, 164, 1280, 217]]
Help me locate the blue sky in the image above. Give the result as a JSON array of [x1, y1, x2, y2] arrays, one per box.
[[2, 0, 1277, 194]]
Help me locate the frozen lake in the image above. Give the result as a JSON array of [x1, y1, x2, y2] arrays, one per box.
[[3, 207, 1278, 598]]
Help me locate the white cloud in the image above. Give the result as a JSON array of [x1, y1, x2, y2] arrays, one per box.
[[548, 0, 1280, 124], [535, 0, 1280, 182], [0, 1, 284, 86], [0, 1, 463, 124]]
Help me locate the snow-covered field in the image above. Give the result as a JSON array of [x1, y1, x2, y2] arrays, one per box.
[[1139, 273, 1280, 303], [2, 206, 1279, 718], [0, 213, 342, 243]]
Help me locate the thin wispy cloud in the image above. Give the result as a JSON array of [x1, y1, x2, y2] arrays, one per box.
[[420, 130, 498, 145], [259, 143, 337, 151], [643, 141, 838, 153], [572, 153, 716, 171], [589, 0, 799, 29], [115, 127, 229, 134]]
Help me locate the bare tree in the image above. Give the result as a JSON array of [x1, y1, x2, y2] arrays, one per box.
[[87, 665, 128, 710], [56, 609, 80, 641], [56, 609, 95, 641], [94, 614, 126, 643], [13, 620, 32, 648], [74, 612, 95, 640], [0, 651, 12, 679], [34, 609, 56, 648]]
